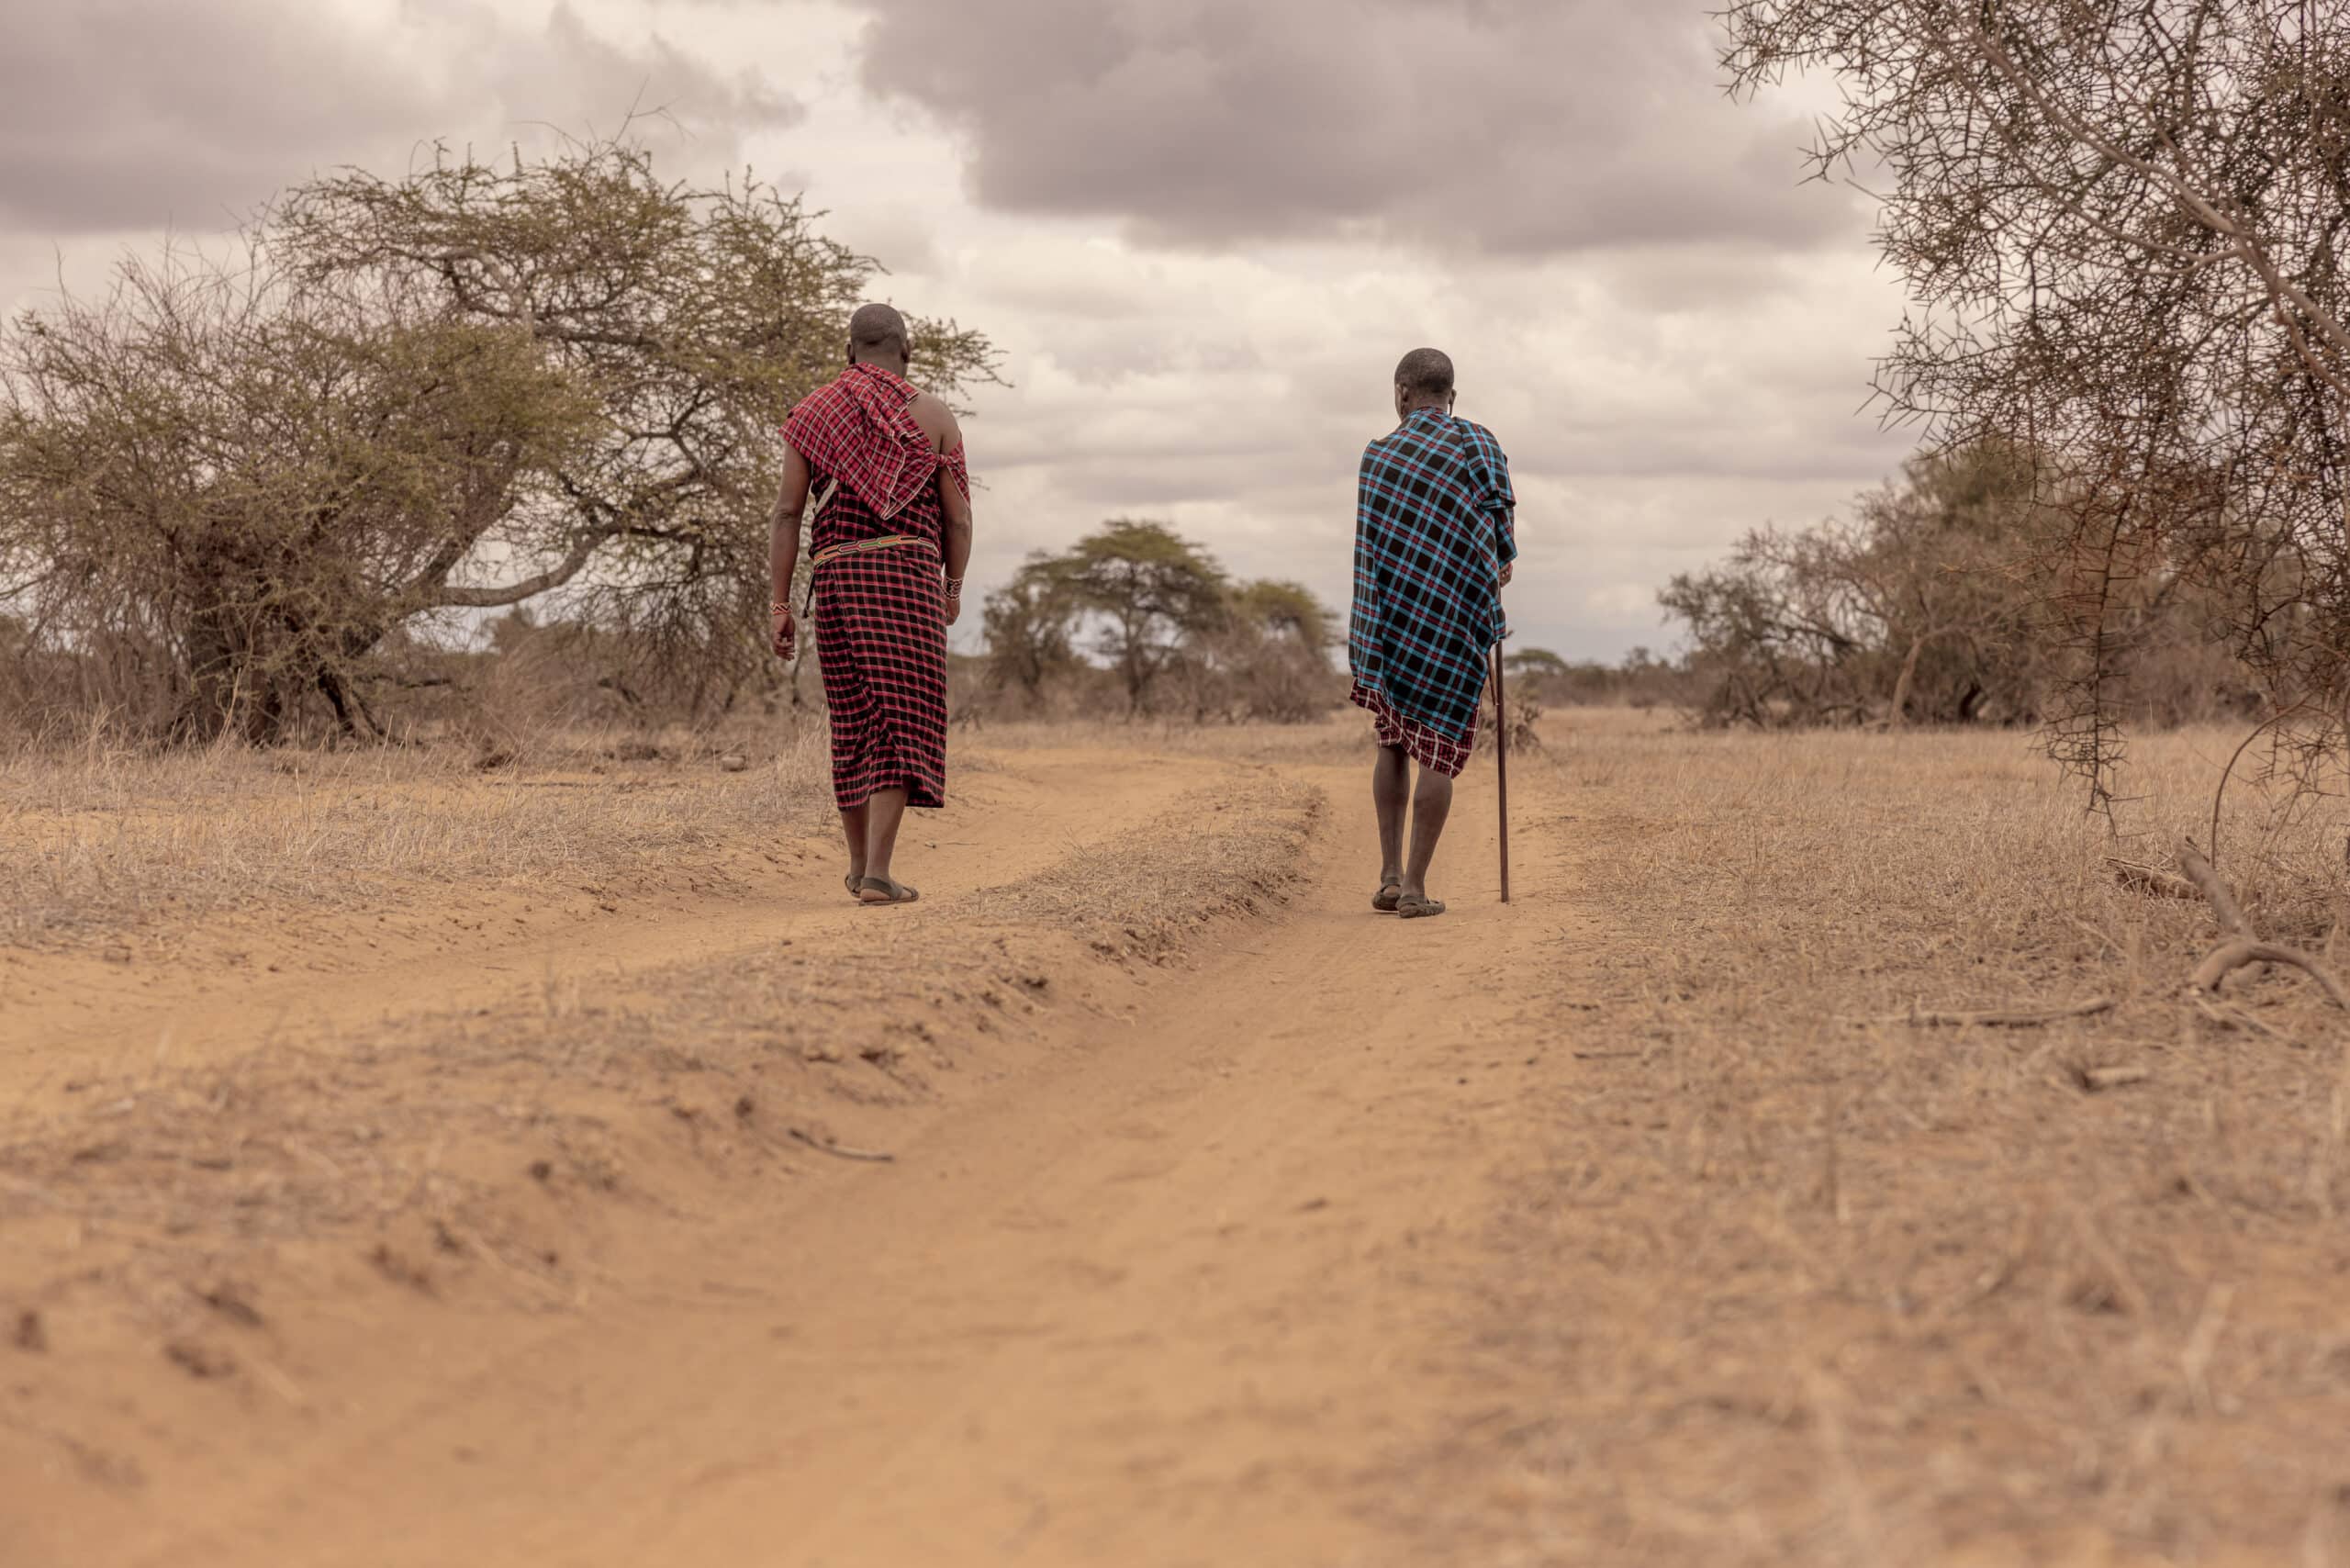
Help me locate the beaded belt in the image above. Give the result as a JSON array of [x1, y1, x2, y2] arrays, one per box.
[[811, 534, 934, 567]]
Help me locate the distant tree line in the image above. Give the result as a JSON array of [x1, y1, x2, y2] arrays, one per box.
[[974, 520, 1338, 724], [1660, 444, 2259, 731]]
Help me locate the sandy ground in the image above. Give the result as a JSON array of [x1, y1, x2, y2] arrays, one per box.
[[9, 714, 2350, 1566], [3, 727, 1578, 1567]]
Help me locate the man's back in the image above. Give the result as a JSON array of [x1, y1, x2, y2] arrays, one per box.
[[1351, 408, 1516, 716], [1347, 349, 1515, 919]]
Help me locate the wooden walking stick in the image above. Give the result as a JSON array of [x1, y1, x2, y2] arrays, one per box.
[[1492, 644, 1511, 905]]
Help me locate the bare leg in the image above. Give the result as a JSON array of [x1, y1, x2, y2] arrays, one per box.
[[838, 802, 869, 887], [861, 787, 912, 889], [1402, 765, 1453, 901], [1372, 744, 1409, 889]]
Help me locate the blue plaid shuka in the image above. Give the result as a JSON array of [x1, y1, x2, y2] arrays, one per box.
[[1348, 408, 1516, 745]]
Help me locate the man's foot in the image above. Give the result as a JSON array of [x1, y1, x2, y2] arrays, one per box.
[[1372, 881, 1404, 913], [858, 876, 921, 906], [845, 870, 867, 899], [1396, 893, 1447, 920]]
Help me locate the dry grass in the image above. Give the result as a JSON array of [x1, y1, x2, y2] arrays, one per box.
[[12, 706, 2350, 1562], [0, 770, 1323, 1428], [0, 720, 839, 946], [1403, 712, 2350, 1565]]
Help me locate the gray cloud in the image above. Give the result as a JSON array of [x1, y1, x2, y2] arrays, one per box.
[[0, 1, 800, 234], [850, 0, 1858, 255]]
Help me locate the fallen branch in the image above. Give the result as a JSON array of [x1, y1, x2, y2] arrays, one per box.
[[2175, 838, 2350, 1012], [2176, 843, 2251, 937], [788, 1127, 896, 1164], [2188, 939, 2350, 1011], [1875, 997, 2115, 1029], [2108, 857, 2198, 902]]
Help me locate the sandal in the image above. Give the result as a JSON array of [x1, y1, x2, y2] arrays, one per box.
[[858, 876, 921, 906], [1396, 894, 1448, 920], [1372, 882, 1404, 913], [845, 872, 865, 899]]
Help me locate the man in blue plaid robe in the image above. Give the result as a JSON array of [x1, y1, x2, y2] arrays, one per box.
[[1348, 348, 1516, 921]]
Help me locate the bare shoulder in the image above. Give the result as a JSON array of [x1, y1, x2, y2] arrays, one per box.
[[910, 390, 964, 452]]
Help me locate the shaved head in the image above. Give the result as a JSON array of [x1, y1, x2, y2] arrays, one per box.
[[1394, 348, 1455, 401], [848, 302, 911, 363]]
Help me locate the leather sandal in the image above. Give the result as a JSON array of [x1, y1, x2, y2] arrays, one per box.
[[858, 876, 921, 906]]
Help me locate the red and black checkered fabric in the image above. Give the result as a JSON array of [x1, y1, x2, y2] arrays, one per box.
[[786, 363, 940, 521], [1355, 678, 1479, 778], [811, 465, 951, 811]]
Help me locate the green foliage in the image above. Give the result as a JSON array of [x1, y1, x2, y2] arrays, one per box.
[[1058, 521, 1231, 712], [982, 553, 1084, 700], [1722, 1, 2349, 785], [1505, 648, 1572, 681], [0, 134, 997, 741], [1662, 443, 2255, 729], [976, 521, 1338, 722], [1232, 579, 1332, 653]]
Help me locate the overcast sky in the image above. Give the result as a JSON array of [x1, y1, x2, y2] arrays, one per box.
[[0, 0, 1917, 662]]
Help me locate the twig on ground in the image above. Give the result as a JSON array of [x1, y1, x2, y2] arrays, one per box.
[[2063, 912, 2126, 958], [2189, 939, 2350, 1010], [2177, 843, 2252, 937], [2190, 993, 2301, 1047], [1870, 998, 2115, 1029], [2175, 838, 2350, 1011], [788, 1127, 896, 1164], [2109, 857, 2199, 902]]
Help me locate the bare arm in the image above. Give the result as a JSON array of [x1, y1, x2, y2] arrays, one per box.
[[768, 442, 813, 659], [919, 397, 974, 626], [938, 453, 973, 570]]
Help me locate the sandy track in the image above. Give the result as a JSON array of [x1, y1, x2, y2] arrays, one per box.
[[0, 749, 1216, 1105], [6, 738, 1575, 1567]]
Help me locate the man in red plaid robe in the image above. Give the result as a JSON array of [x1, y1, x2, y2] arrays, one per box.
[[768, 304, 975, 906]]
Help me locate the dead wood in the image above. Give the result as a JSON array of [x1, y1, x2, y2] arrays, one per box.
[[2107, 857, 2198, 902], [789, 1127, 896, 1164], [2175, 839, 2350, 1011], [2176, 843, 2251, 937], [2188, 939, 2350, 1011], [1877, 997, 2116, 1028]]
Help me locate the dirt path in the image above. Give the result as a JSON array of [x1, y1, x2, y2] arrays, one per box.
[[0, 749, 1218, 1105], [6, 737, 1584, 1567]]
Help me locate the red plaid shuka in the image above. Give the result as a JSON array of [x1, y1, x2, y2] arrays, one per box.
[[1356, 678, 1480, 778], [786, 363, 969, 520], [784, 365, 969, 812]]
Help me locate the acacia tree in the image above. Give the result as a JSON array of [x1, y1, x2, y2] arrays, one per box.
[[1061, 521, 1230, 713], [0, 135, 997, 740], [981, 553, 1084, 703], [1662, 443, 2239, 727], [0, 247, 597, 740], [1720, 1, 2350, 796], [1177, 578, 1338, 722]]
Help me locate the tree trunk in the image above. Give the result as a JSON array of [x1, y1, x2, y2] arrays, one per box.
[[178, 599, 287, 745], [1889, 632, 1932, 727]]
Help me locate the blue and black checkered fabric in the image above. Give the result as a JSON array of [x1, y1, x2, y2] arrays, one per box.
[[1347, 408, 1516, 745]]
